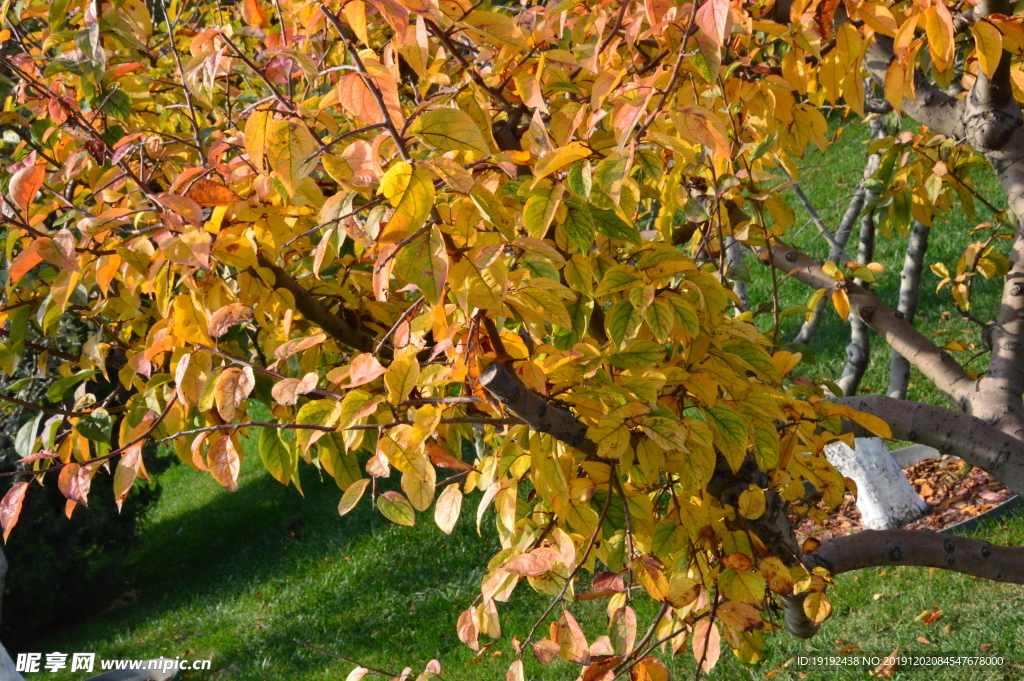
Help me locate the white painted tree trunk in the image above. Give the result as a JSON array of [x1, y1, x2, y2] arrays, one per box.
[[0, 548, 24, 681], [0, 644, 25, 681], [824, 437, 929, 530]]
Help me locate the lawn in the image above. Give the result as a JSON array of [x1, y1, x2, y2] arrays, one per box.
[[21, 117, 1024, 680]]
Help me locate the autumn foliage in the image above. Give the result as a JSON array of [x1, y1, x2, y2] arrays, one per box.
[[2, 0, 1023, 676]]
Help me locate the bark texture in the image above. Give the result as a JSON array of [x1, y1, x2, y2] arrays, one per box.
[[887, 221, 930, 399], [824, 438, 928, 529], [807, 530, 1024, 584], [836, 207, 876, 397]]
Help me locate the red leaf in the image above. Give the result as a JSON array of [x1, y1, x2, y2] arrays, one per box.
[[0, 482, 29, 542]]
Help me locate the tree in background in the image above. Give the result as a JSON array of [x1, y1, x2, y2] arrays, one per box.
[[1, 0, 1024, 676]]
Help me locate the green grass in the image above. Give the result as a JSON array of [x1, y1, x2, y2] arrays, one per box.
[[30, 444, 1024, 681], [24, 118, 1024, 680]]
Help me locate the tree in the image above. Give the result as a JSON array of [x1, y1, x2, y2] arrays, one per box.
[[1, 0, 1024, 676]]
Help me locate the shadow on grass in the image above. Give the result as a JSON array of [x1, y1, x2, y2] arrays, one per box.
[[31, 460, 527, 680]]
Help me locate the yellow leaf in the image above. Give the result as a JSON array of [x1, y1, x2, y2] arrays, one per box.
[[385, 353, 420, 405], [831, 288, 850, 321], [972, 21, 1004, 80], [434, 483, 463, 534], [265, 119, 319, 196], [379, 162, 435, 243], [410, 108, 489, 154], [532, 142, 591, 184], [338, 477, 370, 516]]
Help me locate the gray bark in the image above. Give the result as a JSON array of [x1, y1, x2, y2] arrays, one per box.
[[836, 206, 876, 397], [887, 221, 931, 399]]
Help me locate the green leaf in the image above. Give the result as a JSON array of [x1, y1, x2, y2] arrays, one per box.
[[566, 161, 592, 199], [592, 208, 641, 245], [610, 340, 665, 369], [377, 490, 416, 526], [410, 109, 490, 154], [607, 300, 641, 348], [76, 408, 113, 444], [651, 519, 687, 559], [562, 200, 595, 252], [702, 404, 749, 472], [15, 412, 44, 459], [47, 370, 100, 402], [394, 226, 448, 304], [259, 427, 296, 485]]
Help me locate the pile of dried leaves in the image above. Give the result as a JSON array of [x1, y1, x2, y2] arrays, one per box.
[[795, 455, 1016, 541]]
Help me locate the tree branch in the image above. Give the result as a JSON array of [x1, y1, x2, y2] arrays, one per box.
[[794, 116, 887, 345], [836, 206, 875, 397], [254, 253, 377, 355], [807, 529, 1024, 584], [759, 242, 976, 405], [862, 35, 967, 141], [832, 395, 1024, 496]]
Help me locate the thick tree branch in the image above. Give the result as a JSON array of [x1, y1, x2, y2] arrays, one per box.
[[479, 362, 596, 457], [479, 362, 815, 637], [806, 529, 1024, 584], [759, 242, 976, 405], [832, 395, 1024, 496], [863, 36, 967, 141], [254, 253, 377, 355], [887, 221, 930, 399]]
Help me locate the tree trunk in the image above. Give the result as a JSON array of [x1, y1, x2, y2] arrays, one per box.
[[836, 205, 876, 397], [887, 221, 931, 398], [824, 438, 929, 529], [725, 236, 750, 312]]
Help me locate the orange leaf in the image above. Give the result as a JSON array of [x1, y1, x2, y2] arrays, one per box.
[[214, 366, 256, 421], [185, 177, 243, 206], [9, 241, 43, 284], [58, 463, 92, 506], [691, 618, 721, 672], [207, 435, 241, 491], [8, 163, 44, 211], [831, 288, 850, 321]]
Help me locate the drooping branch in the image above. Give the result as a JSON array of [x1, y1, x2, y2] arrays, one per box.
[[887, 221, 931, 399], [759, 242, 976, 405], [832, 395, 1024, 496], [806, 529, 1024, 584], [478, 362, 814, 637], [836, 205, 876, 397]]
